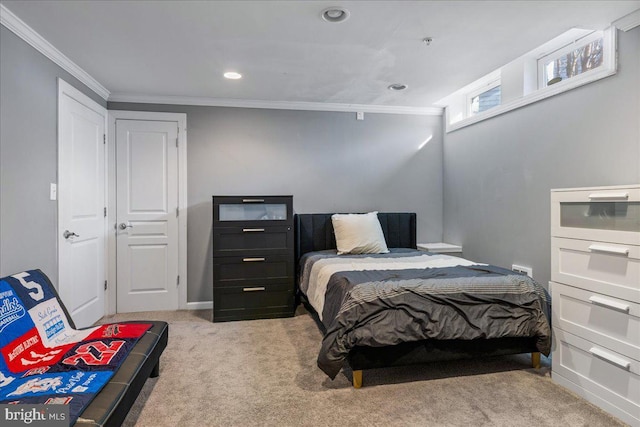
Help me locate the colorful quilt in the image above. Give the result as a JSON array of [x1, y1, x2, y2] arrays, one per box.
[[0, 270, 151, 424]]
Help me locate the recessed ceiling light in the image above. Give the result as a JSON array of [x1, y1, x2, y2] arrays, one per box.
[[321, 7, 350, 23], [224, 72, 242, 80], [388, 83, 408, 91]]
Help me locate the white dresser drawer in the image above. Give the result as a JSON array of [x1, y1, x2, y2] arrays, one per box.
[[552, 329, 640, 423], [551, 282, 640, 360], [551, 185, 640, 245], [552, 237, 640, 302]]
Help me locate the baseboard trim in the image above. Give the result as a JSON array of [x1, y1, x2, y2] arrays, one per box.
[[186, 301, 213, 310]]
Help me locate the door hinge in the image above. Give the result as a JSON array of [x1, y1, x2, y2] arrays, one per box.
[[176, 275, 180, 286], [104, 280, 107, 290], [176, 207, 179, 217], [104, 207, 107, 217], [103, 134, 106, 144]]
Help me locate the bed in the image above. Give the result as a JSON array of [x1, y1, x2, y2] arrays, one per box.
[[295, 212, 551, 388]]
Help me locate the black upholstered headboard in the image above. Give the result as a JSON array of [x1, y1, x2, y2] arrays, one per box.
[[295, 213, 417, 261]]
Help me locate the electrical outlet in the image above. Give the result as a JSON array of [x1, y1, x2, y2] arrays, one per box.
[[356, 112, 364, 120], [50, 183, 57, 201], [512, 264, 533, 278]]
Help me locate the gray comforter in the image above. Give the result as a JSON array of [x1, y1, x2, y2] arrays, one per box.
[[299, 249, 551, 379]]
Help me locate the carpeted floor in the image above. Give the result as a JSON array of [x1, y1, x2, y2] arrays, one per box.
[[98, 307, 626, 427]]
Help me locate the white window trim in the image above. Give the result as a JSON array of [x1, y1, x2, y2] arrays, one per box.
[[537, 30, 604, 89], [466, 78, 501, 117], [443, 26, 617, 133]]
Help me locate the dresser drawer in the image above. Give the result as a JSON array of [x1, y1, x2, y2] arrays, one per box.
[[552, 329, 640, 422], [213, 195, 293, 227], [552, 237, 640, 302], [213, 226, 293, 257], [551, 186, 640, 245], [551, 282, 639, 360], [213, 255, 293, 287], [213, 283, 294, 321]]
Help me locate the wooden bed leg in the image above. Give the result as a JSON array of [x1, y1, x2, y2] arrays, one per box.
[[531, 352, 541, 369], [352, 370, 363, 389]]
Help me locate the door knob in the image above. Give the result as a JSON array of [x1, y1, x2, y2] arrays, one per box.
[[63, 230, 79, 239], [118, 223, 133, 230]]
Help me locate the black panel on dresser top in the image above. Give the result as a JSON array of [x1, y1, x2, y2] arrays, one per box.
[[212, 196, 294, 322]]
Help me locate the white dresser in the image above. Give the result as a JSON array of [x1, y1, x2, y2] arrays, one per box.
[[550, 184, 640, 426]]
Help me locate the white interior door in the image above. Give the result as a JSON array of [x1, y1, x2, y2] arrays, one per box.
[[58, 80, 106, 328], [116, 119, 179, 312]]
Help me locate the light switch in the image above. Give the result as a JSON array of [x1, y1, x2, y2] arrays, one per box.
[[356, 112, 364, 120], [50, 183, 57, 200]]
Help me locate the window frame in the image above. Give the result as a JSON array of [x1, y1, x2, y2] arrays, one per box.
[[537, 30, 605, 89], [438, 26, 617, 133], [466, 78, 501, 117]]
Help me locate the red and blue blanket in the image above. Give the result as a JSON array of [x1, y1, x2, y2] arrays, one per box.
[[0, 270, 150, 424]]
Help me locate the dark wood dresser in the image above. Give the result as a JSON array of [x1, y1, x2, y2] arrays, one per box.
[[212, 195, 295, 322]]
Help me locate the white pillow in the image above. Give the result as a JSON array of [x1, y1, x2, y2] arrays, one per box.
[[331, 212, 389, 255]]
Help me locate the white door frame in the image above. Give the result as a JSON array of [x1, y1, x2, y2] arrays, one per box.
[[107, 110, 188, 314], [57, 78, 108, 320]]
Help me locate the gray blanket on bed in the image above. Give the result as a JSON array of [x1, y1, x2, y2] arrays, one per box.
[[299, 250, 551, 379]]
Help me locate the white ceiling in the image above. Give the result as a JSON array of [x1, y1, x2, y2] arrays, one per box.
[[2, 0, 639, 112]]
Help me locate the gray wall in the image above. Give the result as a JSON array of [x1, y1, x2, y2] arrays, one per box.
[[108, 102, 444, 302], [0, 26, 107, 285], [443, 26, 640, 290], [15, 15, 629, 305]]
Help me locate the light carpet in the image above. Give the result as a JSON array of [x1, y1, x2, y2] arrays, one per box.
[[97, 307, 626, 427]]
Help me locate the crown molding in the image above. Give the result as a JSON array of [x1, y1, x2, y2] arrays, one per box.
[[613, 8, 640, 31], [1, 3, 439, 115], [107, 93, 443, 116], [0, 4, 110, 100]]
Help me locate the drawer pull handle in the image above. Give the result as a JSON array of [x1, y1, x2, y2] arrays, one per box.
[[243, 228, 265, 232], [588, 192, 629, 200], [588, 296, 630, 313], [243, 257, 265, 262], [589, 347, 631, 371], [243, 287, 266, 292], [588, 244, 630, 256], [242, 199, 265, 203]]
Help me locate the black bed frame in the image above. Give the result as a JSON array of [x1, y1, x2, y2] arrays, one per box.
[[294, 212, 540, 387]]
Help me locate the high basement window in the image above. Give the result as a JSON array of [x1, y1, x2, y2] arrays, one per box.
[[539, 32, 604, 88], [437, 26, 617, 132], [469, 82, 501, 116]]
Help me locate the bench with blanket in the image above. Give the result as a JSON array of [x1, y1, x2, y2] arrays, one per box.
[[0, 269, 168, 426]]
